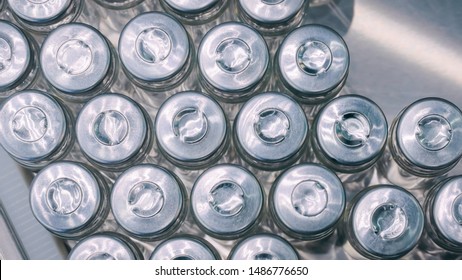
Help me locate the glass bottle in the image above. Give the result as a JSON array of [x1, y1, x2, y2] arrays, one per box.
[[7, 0, 84, 34], [29, 161, 109, 239], [0, 90, 74, 170], [160, 0, 228, 25], [229, 233, 298, 260], [94, 0, 145, 9], [344, 185, 424, 259], [422, 176, 462, 255], [234, 92, 308, 170], [237, 0, 307, 36], [0, 20, 39, 99], [270, 163, 345, 240], [311, 95, 387, 183], [119, 12, 193, 92], [155, 91, 228, 169], [150, 235, 219, 260], [40, 23, 118, 103], [276, 24, 349, 116], [198, 22, 270, 102], [75, 93, 152, 171], [191, 164, 263, 239], [378, 98, 462, 189], [111, 164, 186, 240], [68, 232, 143, 260]]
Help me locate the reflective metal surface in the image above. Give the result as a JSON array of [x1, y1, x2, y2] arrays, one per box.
[[8, 0, 71, 23], [234, 92, 308, 170], [239, 0, 305, 24], [312, 95, 387, 173], [277, 24, 349, 103], [119, 12, 191, 90], [270, 163, 345, 240], [1, 0, 462, 260], [424, 176, 462, 252], [94, 0, 145, 9], [76, 93, 150, 170], [229, 233, 298, 260], [0, 21, 35, 96], [191, 164, 263, 239], [238, 0, 306, 35], [8, 0, 83, 33], [198, 22, 269, 100], [30, 161, 108, 239], [150, 235, 219, 260], [163, 0, 221, 14], [161, 0, 227, 23], [111, 164, 186, 240], [346, 185, 424, 259], [41, 23, 113, 97], [155, 91, 228, 169], [390, 98, 462, 177], [68, 232, 143, 260], [0, 90, 72, 169]]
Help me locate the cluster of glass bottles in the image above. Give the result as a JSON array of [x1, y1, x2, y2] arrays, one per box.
[[0, 0, 461, 260]]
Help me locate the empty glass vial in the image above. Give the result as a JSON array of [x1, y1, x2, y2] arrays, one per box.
[[94, 0, 144, 9], [119, 12, 193, 92], [271, 163, 345, 240], [150, 235, 219, 260], [155, 91, 228, 169], [7, 0, 83, 34], [40, 23, 117, 102], [234, 92, 308, 170], [0, 20, 39, 98], [276, 24, 349, 104], [191, 164, 263, 239], [198, 22, 270, 102], [311, 95, 388, 174], [424, 176, 462, 253], [68, 232, 143, 260], [229, 233, 298, 260], [0, 90, 74, 170], [160, 0, 228, 24], [237, 0, 307, 36], [345, 185, 424, 259], [76, 93, 151, 171], [379, 98, 462, 189], [111, 164, 186, 240], [29, 161, 109, 239]]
